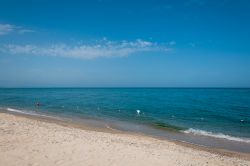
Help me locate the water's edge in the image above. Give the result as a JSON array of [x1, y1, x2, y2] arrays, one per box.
[[1, 107, 250, 154]]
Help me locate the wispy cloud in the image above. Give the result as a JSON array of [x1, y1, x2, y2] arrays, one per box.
[[0, 23, 34, 36], [2, 39, 171, 59], [168, 40, 176, 46], [18, 29, 35, 34], [0, 24, 14, 35]]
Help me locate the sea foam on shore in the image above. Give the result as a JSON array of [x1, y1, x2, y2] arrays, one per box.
[[183, 128, 250, 143]]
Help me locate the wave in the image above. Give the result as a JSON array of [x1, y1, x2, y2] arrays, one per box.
[[6, 107, 58, 119], [7, 108, 35, 115], [183, 128, 250, 143]]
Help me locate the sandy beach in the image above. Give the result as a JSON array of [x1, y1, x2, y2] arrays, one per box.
[[0, 112, 249, 166]]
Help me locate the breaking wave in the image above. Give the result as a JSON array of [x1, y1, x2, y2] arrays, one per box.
[[183, 128, 250, 143]]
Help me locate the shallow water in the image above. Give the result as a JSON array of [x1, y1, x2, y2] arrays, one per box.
[[0, 88, 250, 152]]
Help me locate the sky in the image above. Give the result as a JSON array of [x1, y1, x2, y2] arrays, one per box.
[[0, 0, 250, 87]]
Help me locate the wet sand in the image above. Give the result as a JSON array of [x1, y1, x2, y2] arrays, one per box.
[[0, 112, 249, 166]]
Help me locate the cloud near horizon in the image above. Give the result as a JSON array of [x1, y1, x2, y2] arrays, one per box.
[[0, 24, 14, 35], [2, 39, 171, 59], [0, 23, 34, 35]]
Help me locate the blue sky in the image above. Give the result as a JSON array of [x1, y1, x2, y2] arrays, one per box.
[[0, 0, 250, 87]]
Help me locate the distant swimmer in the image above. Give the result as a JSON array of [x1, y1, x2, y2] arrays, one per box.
[[136, 109, 141, 115], [35, 102, 41, 107]]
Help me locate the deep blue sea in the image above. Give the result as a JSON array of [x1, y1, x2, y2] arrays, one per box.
[[0, 88, 250, 152]]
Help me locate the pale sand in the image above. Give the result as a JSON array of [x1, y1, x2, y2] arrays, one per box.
[[0, 113, 249, 166]]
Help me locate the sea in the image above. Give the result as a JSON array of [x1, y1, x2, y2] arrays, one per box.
[[0, 88, 250, 153]]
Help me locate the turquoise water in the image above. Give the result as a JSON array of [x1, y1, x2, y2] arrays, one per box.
[[0, 88, 250, 146]]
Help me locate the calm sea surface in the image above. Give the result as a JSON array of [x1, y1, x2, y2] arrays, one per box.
[[0, 88, 250, 152]]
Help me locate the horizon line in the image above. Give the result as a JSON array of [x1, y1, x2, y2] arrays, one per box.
[[0, 87, 250, 89]]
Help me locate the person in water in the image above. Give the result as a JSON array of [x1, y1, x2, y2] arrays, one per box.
[[35, 102, 41, 107]]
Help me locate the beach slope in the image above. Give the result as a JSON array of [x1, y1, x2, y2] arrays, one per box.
[[0, 113, 249, 166]]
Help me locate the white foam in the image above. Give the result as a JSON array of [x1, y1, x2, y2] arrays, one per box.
[[7, 108, 33, 114], [6, 108, 58, 119], [183, 128, 250, 143], [136, 110, 141, 115]]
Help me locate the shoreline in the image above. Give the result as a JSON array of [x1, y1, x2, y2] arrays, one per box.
[[2, 110, 250, 158], [1, 108, 250, 155], [1, 111, 250, 165]]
